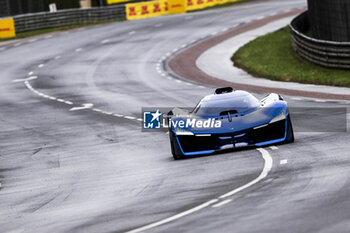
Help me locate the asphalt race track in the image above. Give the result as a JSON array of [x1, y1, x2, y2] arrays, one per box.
[[1, 0, 350, 232]]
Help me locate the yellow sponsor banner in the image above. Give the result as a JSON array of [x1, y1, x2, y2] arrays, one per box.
[[205, 0, 216, 7], [216, 0, 238, 5], [126, 0, 168, 20], [107, 0, 132, 4], [186, 0, 207, 11], [186, 0, 236, 10], [214, 0, 226, 4], [0, 18, 16, 39], [125, 0, 240, 20], [168, 0, 186, 14]]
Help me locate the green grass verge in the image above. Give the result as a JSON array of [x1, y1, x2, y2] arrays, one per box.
[[0, 19, 123, 42], [232, 26, 350, 87]]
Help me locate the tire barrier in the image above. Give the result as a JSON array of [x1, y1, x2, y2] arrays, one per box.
[[307, 0, 350, 42], [290, 11, 350, 69]]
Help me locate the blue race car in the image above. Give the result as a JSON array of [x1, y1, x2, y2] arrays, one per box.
[[168, 87, 294, 160]]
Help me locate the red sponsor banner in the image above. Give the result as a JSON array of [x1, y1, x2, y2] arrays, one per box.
[[153, 3, 161, 12], [141, 5, 149, 15], [128, 7, 137, 16]]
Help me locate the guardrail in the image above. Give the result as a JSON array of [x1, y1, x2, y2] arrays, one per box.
[[12, 5, 125, 33], [290, 11, 350, 69]]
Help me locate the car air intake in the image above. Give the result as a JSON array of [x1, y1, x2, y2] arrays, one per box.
[[220, 110, 238, 116], [215, 87, 234, 94]]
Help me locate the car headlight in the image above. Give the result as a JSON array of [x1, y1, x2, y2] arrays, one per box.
[[270, 112, 286, 124], [175, 129, 194, 136]]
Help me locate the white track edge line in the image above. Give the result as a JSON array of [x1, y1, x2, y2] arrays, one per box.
[[219, 148, 273, 199], [126, 148, 272, 233]]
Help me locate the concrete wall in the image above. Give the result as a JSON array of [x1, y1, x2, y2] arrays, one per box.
[[308, 0, 350, 42]]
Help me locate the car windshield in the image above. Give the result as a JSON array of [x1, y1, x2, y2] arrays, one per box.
[[193, 93, 260, 116]]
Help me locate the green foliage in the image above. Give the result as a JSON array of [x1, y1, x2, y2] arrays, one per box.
[[42, 0, 108, 10], [43, 0, 80, 11], [91, 0, 107, 7], [232, 26, 350, 87]]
